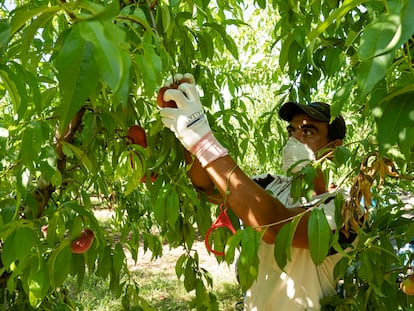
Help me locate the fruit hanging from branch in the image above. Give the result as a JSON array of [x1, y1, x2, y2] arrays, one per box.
[[157, 75, 195, 108], [126, 124, 158, 183], [127, 125, 148, 148], [70, 228, 95, 254], [401, 274, 414, 295]]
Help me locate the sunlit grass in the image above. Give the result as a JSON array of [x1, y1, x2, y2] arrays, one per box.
[[66, 269, 243, 310], [65, 208, 243, 310]]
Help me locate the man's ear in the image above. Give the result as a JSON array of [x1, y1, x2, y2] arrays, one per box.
[[318, 139, 343, 159], [331, 139, 343, 147]]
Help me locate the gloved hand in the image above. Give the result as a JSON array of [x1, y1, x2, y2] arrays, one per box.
[[159, 74, 228, 167], [160, 83, 211, 151], [163, 72, 195, 87]]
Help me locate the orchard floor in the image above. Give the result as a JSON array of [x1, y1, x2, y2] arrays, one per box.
[[93, 208, 243, 310], [94, 209, 238, 282]]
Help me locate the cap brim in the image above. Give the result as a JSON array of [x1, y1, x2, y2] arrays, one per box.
[[279, 102, 330, 122]]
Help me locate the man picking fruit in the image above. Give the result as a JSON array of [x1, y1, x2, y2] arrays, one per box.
[[159, 73, 349, 310]]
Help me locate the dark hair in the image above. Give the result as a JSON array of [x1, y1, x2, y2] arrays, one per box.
[[327, 122, 345, 141]]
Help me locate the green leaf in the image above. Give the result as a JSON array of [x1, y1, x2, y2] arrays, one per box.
[[279, 35, 294, 72], [274, 214, 303, 270], [205, 22, 239, 59], [77, 0, 120, 21], [376, 91, 414, 152], [324, 47, 343, 76], [254, 0, 266, 9], [273, 222, 292, 270], [359, 14, 401, 60], [28, 258, 49, 307], [334, 193, 345, 231], [166, 189, 180, 228], [134, 32, 163, 96], [0, 65, 23, 118], [333, 146, 351, 166], [287, 40, 301, 73], [69, 253, 85, 289], [20, 121, 43, 171], [159, 4, 172, 34], [55, 25, 98, 130], [127, 8, 152, 31], [153, 185, 170, 224], [308, 209, 332, 265], [357, 52, 393, 97], [113, 242, 125, 276], [48, 240, 72, 288], [124, 149, 145, 196], [308, 0, 366, 41], [96, 245, 112, 278], [224, 230, 243, 264], [332, 80, 354, 118], [20, 11, 56, 66], [183, 257, 196, 291], [10, 4, 60, 37], [175, 254, 187, 278], [198, 31, 214, 60], [78, 20, 131, 104], [1, 226, 38, 268], [399, 1, 414, 48], [237, 227, 261, 291], [0, 22, 11, 49], [61, 142, 93, 172]]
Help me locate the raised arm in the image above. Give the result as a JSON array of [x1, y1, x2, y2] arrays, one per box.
[[203, 155, 310, 246], [159, 80, 310, 247]]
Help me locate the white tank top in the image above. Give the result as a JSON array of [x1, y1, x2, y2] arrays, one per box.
[[245, 174, 344, 311]]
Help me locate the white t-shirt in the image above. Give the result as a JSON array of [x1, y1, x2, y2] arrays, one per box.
[[244, 174, 344, 311]]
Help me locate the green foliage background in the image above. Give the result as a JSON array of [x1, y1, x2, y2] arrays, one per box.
[[0, 0, 413, 309]]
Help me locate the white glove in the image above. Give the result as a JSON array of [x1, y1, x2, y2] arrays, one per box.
[[159, 81, 228, 167], [160, 83, 211, 151], [163, 73, 195, 87]]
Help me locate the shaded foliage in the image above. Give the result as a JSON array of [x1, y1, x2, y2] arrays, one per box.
[[0, 0, 413, 309]]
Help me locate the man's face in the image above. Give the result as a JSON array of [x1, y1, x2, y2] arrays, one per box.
[[286, 113, 330, 155]]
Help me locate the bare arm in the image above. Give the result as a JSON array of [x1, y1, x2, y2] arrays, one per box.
[[207, 156, 310, 247], [184, 150, 223, 204], [160, 81, 310, 247], [190, 154, 311, 247]]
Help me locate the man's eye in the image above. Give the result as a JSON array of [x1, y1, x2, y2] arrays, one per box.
[[303, 129, 313, 136]]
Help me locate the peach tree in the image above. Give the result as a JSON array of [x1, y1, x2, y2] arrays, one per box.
[[0, 0, 413, 310]]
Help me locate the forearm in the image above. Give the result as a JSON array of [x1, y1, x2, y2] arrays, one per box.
[[204, 155, 310, 246], [184, 150, 225, 204], [157, 77, 309, 246]]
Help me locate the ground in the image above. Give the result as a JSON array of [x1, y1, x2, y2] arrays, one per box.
[[94, 209, 239, 285]]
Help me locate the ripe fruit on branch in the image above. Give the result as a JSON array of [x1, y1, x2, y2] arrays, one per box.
[[401, 274, 414, 295], [127, 125, 148, 148], [157, 86, 178, 108], [140, 173, 157, 183], [126, 125, 157, 182], [157, 76, 194, 108], [70, 228, 95, 254], [127, 125, 147, 170]]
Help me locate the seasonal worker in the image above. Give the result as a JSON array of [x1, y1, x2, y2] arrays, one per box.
[[159, 74, 351, 310]]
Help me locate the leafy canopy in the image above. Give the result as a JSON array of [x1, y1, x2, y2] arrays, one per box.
[[0, 0, 413, 309]]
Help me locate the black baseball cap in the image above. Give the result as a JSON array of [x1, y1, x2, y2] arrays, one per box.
[[279, 101, 346, 140]]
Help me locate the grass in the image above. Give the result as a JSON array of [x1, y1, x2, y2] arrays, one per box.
[[66, 269, 243, 310], [65, 208, 243, 310]]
